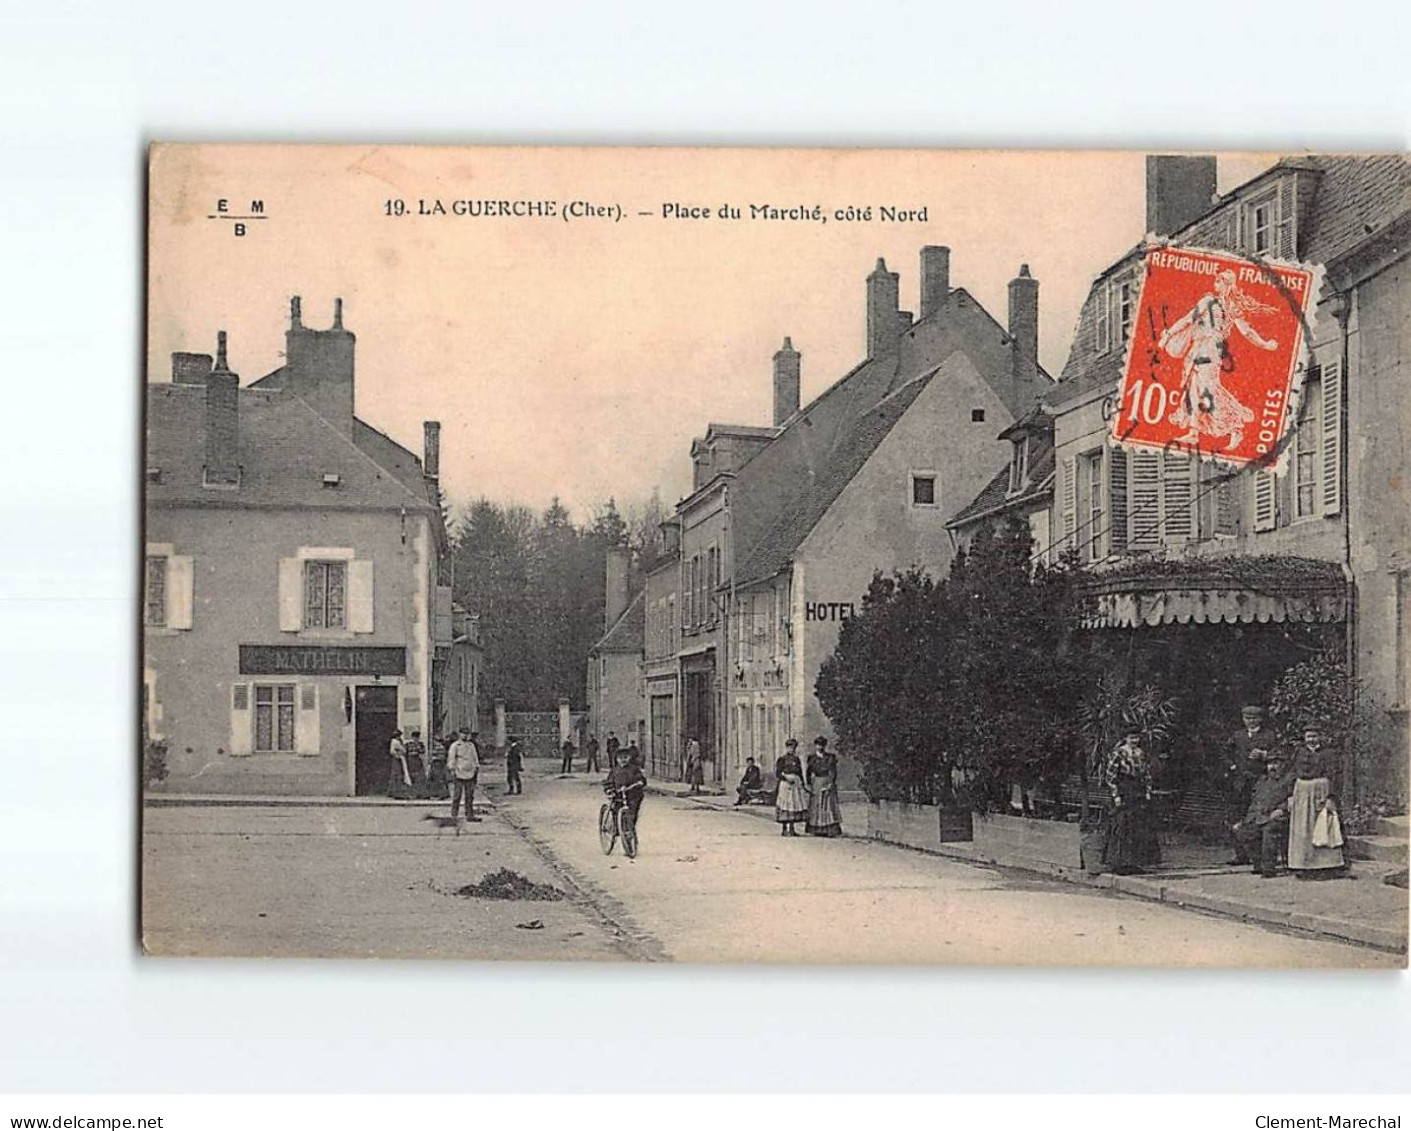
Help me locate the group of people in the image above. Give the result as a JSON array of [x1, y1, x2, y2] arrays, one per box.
[[388, 727, 526, 830], [1098, 705, 1348, 880], [562, 731, 642, 776], [735, 736, 843, 838]]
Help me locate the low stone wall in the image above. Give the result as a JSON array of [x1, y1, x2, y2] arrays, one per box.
[[972, 812, 1083, 870], [867, 800, 942, 851]]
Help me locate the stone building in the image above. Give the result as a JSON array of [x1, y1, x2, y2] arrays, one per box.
[[143, 298, 463, 795], [1036, 155, 1409, 803], [642, 246, 1049, 789], [586, 546, 646, 755]]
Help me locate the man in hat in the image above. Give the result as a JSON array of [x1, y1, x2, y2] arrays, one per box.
[[1225, 705, 1275, 828], [447, 727, 482, 831], [1231, 750, 1295, 878]]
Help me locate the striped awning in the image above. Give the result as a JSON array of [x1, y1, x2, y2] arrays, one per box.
[[1079, 555, 1347, 628]]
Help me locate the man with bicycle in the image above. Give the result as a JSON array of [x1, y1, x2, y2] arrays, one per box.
[[603, 749, 646, 834]]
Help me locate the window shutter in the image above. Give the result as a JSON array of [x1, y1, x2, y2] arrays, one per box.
[[278, 558, 302, 631], [167, 555, 194, 630], [1107, 447, 1129, 554], [1129, 451, 1162, 549], [1216, 476, 1239, 536], [1237, 204, 1248, 252], [1162, 452, 1194, 543], [1061, 456, 1076, 549], [230, 683, 252, 755], [1320, 358, 1343, 515], [348, 559, 375, 633], [296, 684, 320, 755], [1276, 177, 1297, 259], [1253, 468, 1277, 532], [1094, 289, 1110, 353]]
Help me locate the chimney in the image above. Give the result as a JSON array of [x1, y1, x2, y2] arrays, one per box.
[[284, 295, 356, 436], [772, 337, 801, 425], [919, 245, 951, 319], [1146, 155, 1218, 237], [866, 258, 901, 359], [204, 330, 240, 486], [604, 545, 630, 631], [423, 420, 441, 481], [1008, 264, 1039, 394], [171, 351, 213, 385]]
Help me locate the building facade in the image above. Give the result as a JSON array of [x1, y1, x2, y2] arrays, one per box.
[[587, 546, 647, 755], [642, 539, 682, 778], [143, 299, 459, 796], [1038, 155, 1409, 801]]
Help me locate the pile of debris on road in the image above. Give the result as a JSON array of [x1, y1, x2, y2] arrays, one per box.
[[456, 868, 565, 902]]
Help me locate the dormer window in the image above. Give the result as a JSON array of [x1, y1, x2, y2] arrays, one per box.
[[1117, 278, 1134, 344], [1007, 435, 1030, 495], [322, 473, 341, 488]]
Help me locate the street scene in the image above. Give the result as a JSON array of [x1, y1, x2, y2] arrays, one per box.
[[142, 759, 1403, 966], [142, 146, 1408, 966]]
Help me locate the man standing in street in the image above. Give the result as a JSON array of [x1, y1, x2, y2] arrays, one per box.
[[585, 734, 601, 773], [606, 731, 621, 768], [560, 737, 576, 774], [1225, 705, 1275, 832], [505, 739, 524, 795], [447, 727, 482, 832]]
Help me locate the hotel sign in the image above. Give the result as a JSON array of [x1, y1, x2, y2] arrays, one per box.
[[238, 644, 406, 677]]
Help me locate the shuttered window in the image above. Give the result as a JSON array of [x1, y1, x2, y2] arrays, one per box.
[[1253, 468, 1278, 532], [1162, 452, 1195, 543], [1294, 377, 1322, 519], [1061, 456, 1077, 549], [145, 556, 167, 627], [1108, 447, 1129, 554], [1080, 451, 1104, 562], [1128, 451, 1162, 549], [1320, 359, 1343, 515], [303, 560, 346, 629], [1276, 177, 1297, 259], [1094, 289, 1111, 354], [255, 684, 296, 752]]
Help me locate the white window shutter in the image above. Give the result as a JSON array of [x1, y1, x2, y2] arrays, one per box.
[[1129, 451, 1162, 549], [1253, 468, 1277, 532], [348, 559, 375, 633], [1061, 456, 1077, 549], [1162, 452, 1194, 543], [1276, 177, 1297, 259], [230, 683, 252, 755], [167, 555, 194, 630], [1320, 359, 1343, 515], [296, 684, 320, 755], [278, 558, 303, 631], [1107, 447, 1129, 554]]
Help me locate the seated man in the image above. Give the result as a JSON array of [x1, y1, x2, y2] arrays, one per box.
[[603, 752, 647, 830], [734, 757, 765, 805], [1232, 751, 1295, 878]]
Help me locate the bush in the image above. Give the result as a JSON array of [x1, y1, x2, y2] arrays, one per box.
[[816, 520, 1090, 810]]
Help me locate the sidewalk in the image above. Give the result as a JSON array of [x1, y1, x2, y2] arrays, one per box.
[[655, 784, 1407, 954]]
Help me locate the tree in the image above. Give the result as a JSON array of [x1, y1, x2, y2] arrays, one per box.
[[816, 519, 1091, 810]]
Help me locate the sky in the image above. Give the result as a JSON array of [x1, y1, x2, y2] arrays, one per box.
[[147, 146, 1275, 522]]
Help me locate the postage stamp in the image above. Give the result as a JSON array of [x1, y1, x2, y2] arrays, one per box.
[[1110, 246, 1318, 466]]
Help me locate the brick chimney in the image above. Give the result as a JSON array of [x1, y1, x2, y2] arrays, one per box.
[[866, 258, 901, 359], [919, 245, 951, 320], [604, 545, 630, 631], [284, 295, 356, 436], [1146, 156, 1218, 237], [204, 331, 240, 486], [1008, 264, 1039, 394], [772, 337, 801, 425], [423, 420, 441, 481], [172, 351, 213, 385]]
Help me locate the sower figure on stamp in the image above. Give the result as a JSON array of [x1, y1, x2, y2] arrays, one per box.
[[447, 727, 482, 832], [1232, 751, 1294, 878]]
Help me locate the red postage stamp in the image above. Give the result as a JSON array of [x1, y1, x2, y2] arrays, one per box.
[[1110, 246, 1317, 466]]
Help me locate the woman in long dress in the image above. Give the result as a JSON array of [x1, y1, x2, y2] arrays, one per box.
[[1286, 723, 1347, 879], [1158, 269, 1280, 452], [684, 738, 704, 795], [805, 737, 843, 837], [1101, 729, 1161, 874], [774, 739, 809, 837]]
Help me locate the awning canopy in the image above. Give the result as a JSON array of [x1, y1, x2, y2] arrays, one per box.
[[1078, 555, 1347, 629]]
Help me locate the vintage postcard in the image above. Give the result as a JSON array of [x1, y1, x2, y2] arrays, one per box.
[[141, 145, 1408, 965]]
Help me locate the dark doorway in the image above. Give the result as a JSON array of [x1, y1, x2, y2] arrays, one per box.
[[354, 684, 399, 795], [682, 666, 715, 777]]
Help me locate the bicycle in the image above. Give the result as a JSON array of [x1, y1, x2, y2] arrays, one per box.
[[599, 785, 639, 858]]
